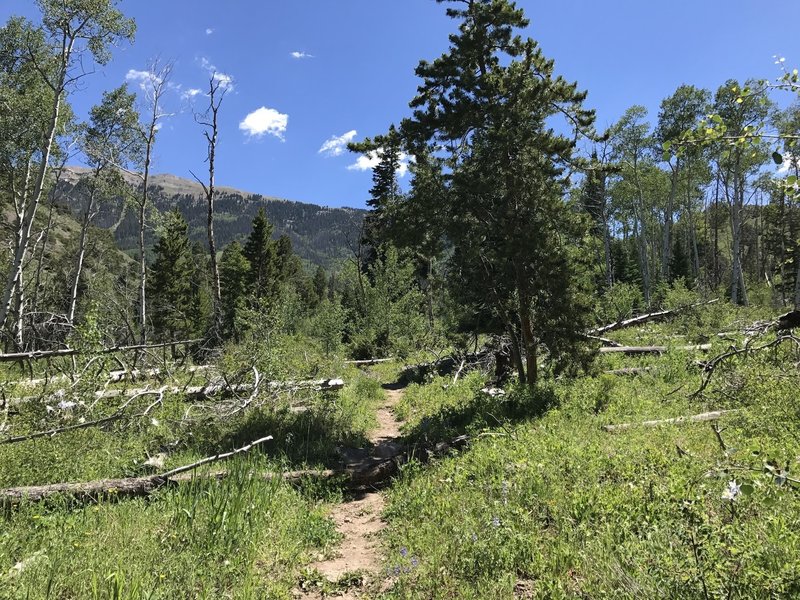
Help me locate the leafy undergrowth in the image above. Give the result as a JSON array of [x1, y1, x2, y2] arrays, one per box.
[[0, 340, 386, 598], [382, 308, 800, 598]]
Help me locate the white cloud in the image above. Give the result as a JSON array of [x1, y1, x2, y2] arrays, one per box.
[[319, 130, 357, 157], [291, 51, 314, 59], [239, 107, 288, 141], [347, 149, 410, 177], [197, 56, 234, 91], [125, 68, 162, 92], [212, 71, 234, 90], [181, 87, 203, 100], [205, 28, 214, 35]]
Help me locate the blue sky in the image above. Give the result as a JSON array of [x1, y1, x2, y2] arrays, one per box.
[[3, 1, 799, 208]]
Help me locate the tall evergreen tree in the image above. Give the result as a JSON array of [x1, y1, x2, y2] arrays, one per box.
[[219, 241, 249, 339], [243, 207, 279, 301], [401, 0, 595, 386], [148, 210, 197, 341]]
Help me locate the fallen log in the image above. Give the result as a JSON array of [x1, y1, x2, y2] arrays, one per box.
[[10, 378, 345, 405], [604, 367, 653, 376], [583, 334, 623, 347], [344, 358, 393, 366], [11, 365, 214, 389], [589, 300, 718, 336], [0, 339, 204, 363], [0, 432, 473, 506], [599, 344, 711, 355], [398, 351, 492, 385], [602, 410, 738, 433], [0, 435, 272, 506]]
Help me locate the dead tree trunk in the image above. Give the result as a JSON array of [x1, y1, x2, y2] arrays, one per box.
[[191, 74, 226, 334]]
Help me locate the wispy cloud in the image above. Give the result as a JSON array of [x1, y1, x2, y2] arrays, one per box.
[[198, 56, 234, 91], [319, 130, 357, 157], [239, 107, 289, 141], [205, 28, 214, 35], [347, 149, 410, 177], [125, 68, 162, 92], [181, 87, 203, 100], [291, 51, 314, 59]]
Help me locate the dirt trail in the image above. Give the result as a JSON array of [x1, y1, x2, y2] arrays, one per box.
[[299, 386, 405, 598]]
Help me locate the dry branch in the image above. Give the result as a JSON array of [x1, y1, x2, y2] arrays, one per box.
[[0, 339, 203, 363], [590, 300, 718, 336], [0, 435, 272, 505], [344, 358, 393, 365], [602, 410, 738, 433], [0, 389, 166, 445], [0, 431, 475, 505], [604, 367, 653, 376], [690, 334, 800, 398], [599, 344, 711, 355], [10, 378, 344, 406]]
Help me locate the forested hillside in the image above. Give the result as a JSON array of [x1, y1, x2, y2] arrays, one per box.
[[59, 167, 366, 268], [1, 0, 800, 598]]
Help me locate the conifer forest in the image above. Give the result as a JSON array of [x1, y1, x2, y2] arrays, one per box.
[[1, 1, 800, 598]]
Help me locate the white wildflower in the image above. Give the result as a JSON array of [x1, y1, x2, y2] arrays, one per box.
[[721, 479, 741, 501]]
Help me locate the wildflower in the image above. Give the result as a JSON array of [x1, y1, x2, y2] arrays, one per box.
[[411, 557, 419, 568], [721, 480, 741, 501], [57, 400, 76, 411], [492, 516, 501, 528], [501, 480, 509, 505], [400, 547, 408, 558], [471, 533, 478, 542]]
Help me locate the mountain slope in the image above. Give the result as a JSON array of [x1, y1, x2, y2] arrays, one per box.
[[58, 167, 366, 268]]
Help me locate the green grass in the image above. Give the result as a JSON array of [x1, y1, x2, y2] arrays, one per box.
[[0, 339, 386, 598], [379, 307, 800, 598]]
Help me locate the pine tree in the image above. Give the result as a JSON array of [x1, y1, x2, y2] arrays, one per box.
[[148, 210, 197, 341], [219, 241, 249, 339], [313, 266, 327, 304], [400, 0, 595, 386], [243, 207, 279, 300]]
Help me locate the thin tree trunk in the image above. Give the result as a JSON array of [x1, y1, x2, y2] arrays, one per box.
[[634, 210, 650, 306], [730, 158, 745, 305], [603, 219, 613, 287], [67, 179, 99, 324], [0, 37, 72, 336], [663, 160, 679, 280], [139, 139, 152, 344], [515, 267, 537, 387], [685, 173, 701, 281]]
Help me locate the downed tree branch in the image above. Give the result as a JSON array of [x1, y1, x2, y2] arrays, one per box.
[[0, 430, 477, 505], [604, 367, 653, 376], [0, 435, 272, 505], [344, 358, 393, 365], [583, 334, 623, 347], [0, 389, 166, 445], [10, 378, 345, 406], [599, 344, 711, 355], [602, 410, 738, 433], [0, 339, 204, 363], [590, 299, 719, 336], [690, 334, 800, 398], [159, 436, 273, 478]]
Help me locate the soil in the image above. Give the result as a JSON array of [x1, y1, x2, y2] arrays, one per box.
[[296, 385, 405, 599]]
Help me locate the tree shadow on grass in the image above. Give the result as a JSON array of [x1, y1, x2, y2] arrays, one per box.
[[400, 383, 559, 448]]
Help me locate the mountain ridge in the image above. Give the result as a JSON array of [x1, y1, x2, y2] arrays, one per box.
[[58, 167, 366, 268]]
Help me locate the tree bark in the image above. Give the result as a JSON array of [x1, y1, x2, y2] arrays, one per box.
[[0, 36, 73, 337], [67, 176, 100, 324], [662, 160, 679, 280]]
